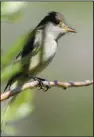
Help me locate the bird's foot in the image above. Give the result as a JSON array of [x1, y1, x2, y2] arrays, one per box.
[[27, 75, 50, 91], [35, 77, 50, 91]]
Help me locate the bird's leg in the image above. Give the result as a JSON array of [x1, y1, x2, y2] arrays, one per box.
[[26, 74, 50, 91], [34, 77, 50, 91]]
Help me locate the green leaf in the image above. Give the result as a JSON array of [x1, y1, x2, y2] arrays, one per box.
[[1, 3, 34, 135], [2, 89, 35, 135], [3, 125, 17, 136], [1, 63, 21, 82], [1, 33, 28, 67], [1, 2, 28, 22], [3, 89, 34, 121]]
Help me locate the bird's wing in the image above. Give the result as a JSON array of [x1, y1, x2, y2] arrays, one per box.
[[13, 30, 42, 64], [4, 29, 42, 92], [13, 31, 35, 64]]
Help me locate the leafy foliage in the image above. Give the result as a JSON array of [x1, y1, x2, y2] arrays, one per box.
[[1, 2, 34, 135], [1, 2, 28, 22]]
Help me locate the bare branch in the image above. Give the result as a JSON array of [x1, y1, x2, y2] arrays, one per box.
[[0, 79, 93, 102]]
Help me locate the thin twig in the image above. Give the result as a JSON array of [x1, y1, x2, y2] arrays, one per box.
[[0, 79, 93, 102]]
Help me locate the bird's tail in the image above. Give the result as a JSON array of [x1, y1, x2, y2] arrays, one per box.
[[2, 72, 25, 133], [4, 71, 23, 92]]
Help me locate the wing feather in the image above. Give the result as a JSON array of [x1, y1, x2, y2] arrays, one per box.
[[4, 29, 42, 91]]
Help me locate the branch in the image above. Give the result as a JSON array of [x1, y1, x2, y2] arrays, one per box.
[[0, 79, 93, 102]]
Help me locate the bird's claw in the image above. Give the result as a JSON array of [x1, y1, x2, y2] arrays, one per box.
[[25, 75, 50, 91], [35, 77, 50, 92]]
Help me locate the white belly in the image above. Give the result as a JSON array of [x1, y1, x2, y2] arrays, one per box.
[[28, 39, 57, 75]]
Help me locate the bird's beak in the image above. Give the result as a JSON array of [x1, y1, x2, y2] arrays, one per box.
[[66, 26, 77, 33], [60, 22, 77, 33]]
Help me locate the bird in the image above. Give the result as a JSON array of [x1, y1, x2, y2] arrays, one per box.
[[2, 11, 76, 130], [4, 11, 76, 93]]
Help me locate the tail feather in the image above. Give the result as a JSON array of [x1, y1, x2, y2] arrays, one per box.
[[4, 72, 23, 92], [2, 72, 27, 132]]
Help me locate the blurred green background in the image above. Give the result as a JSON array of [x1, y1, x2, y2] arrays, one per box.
[[1, 2, 93, 136]]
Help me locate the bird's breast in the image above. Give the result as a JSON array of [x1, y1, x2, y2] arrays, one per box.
[[43, 39, 57, 61], [28, 39, 57, 75]]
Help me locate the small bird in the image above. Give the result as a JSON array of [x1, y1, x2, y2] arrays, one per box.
[[2, 12, 76, 129], [4, 11, 76, 93]]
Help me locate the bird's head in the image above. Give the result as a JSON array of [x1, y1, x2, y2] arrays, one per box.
[[36, 11, 76, 40]]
